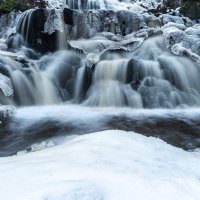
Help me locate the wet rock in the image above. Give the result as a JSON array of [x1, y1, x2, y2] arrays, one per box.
[[163, 0, 181, 9], [117, 11, 140, 36], [63, 8, 73, 25], [17, 9, 59, 53]]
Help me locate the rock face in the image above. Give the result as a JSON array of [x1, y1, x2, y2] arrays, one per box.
[[163, 0, 181, 9], [181, 0, 200, 19], [16, 9, 58, 53], [0, 0, 46, 12]]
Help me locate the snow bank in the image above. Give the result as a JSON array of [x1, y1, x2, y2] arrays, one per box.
[[0, 130, 200, 200]]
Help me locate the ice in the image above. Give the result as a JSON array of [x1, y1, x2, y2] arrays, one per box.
[[0, 129, 200, 200], [163, 23, 200, 64], [0, 105, 15, 119], [44, 10, 64, 35], [0, 11, 21, 41], [45, 0, 65, 9], [0, 50, 26, 61], [45, 0, 161, 10], [0, 73, 14, 97]]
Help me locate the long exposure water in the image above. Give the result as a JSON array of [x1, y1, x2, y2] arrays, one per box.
[[0, 0, 200, 156]]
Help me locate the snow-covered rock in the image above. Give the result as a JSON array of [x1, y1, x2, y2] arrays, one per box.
[[0, 11, 21, 41], [45, 0, 65, 9], [0, 105, 15, 119], [0, 130, 200, 200], [0, 72, 14, 97], [163, 23, 200, 64]]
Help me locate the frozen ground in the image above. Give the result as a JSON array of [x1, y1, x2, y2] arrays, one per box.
[[0, 129, 200, 200]]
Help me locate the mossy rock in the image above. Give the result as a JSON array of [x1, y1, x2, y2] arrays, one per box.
[[0, 0, 46, 12], [181, 0, 200, 19]]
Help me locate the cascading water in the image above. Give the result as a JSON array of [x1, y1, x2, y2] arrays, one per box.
[[16, 9, 35, 46], [65, 0, 106, 9], [1, 34, 200, 108], [1, 0, 200, 156], [84, 59, 143, 107]]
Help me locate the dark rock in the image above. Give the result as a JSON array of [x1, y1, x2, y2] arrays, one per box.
[[117, 11, 140, 36], [163, 0, 181, 9], [0, 0, 46, 13], [63, 8, 74, 25], [181, 0, 200, 19], [16, 9, 59, 53]]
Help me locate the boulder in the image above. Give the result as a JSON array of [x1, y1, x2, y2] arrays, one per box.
[[163, 0, 181, 9], [16, 9, 59, 53], [63, 8, 73, 25], [181, 0, 200, 19]]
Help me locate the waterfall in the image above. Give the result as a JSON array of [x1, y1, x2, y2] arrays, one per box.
[[1, 35, 200, 108], [0, 51, 82, 106], [16, 9, 35, 45], [65, 0, 117, 10], [66, 0, 84, 9], [1, 1, 200, 109], [84, 59, 143, 107]]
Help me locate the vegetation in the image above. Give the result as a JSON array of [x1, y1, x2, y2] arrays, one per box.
[[0, 0, 46, 12], [181, 0, 200, 19]]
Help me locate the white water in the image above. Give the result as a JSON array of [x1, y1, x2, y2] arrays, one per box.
[[0, 1, 200, 199], [84, 59, 143, 107], [1, 35, 200, 108]]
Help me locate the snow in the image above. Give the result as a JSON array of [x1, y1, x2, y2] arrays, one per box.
[[0, 129, 200, 200], [0, 11, 21, 41], [0, 73, 14, 97], [45, 0, 65, 9], [44, 10, 64, 34], [163, 23, 200, 64]]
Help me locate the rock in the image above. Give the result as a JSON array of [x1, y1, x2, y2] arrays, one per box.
[[147, 19, 162, 28], [181, 0, 200, 19], [0, 105, 15, 121], [0, 0, 46, 12], [163, 0, 181, 9], [63, 8, 73, 25], [0, 11, 20, 39], [17, 9, 59, 53], [117, 11, 140, 36], [163, 23, 200, 64]]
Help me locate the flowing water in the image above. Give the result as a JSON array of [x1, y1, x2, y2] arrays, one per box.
[[0, 1, 200, 156]]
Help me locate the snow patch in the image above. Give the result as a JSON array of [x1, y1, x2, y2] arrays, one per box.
[[0, 73, 14, 97], [0, 130, 200, 200]]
